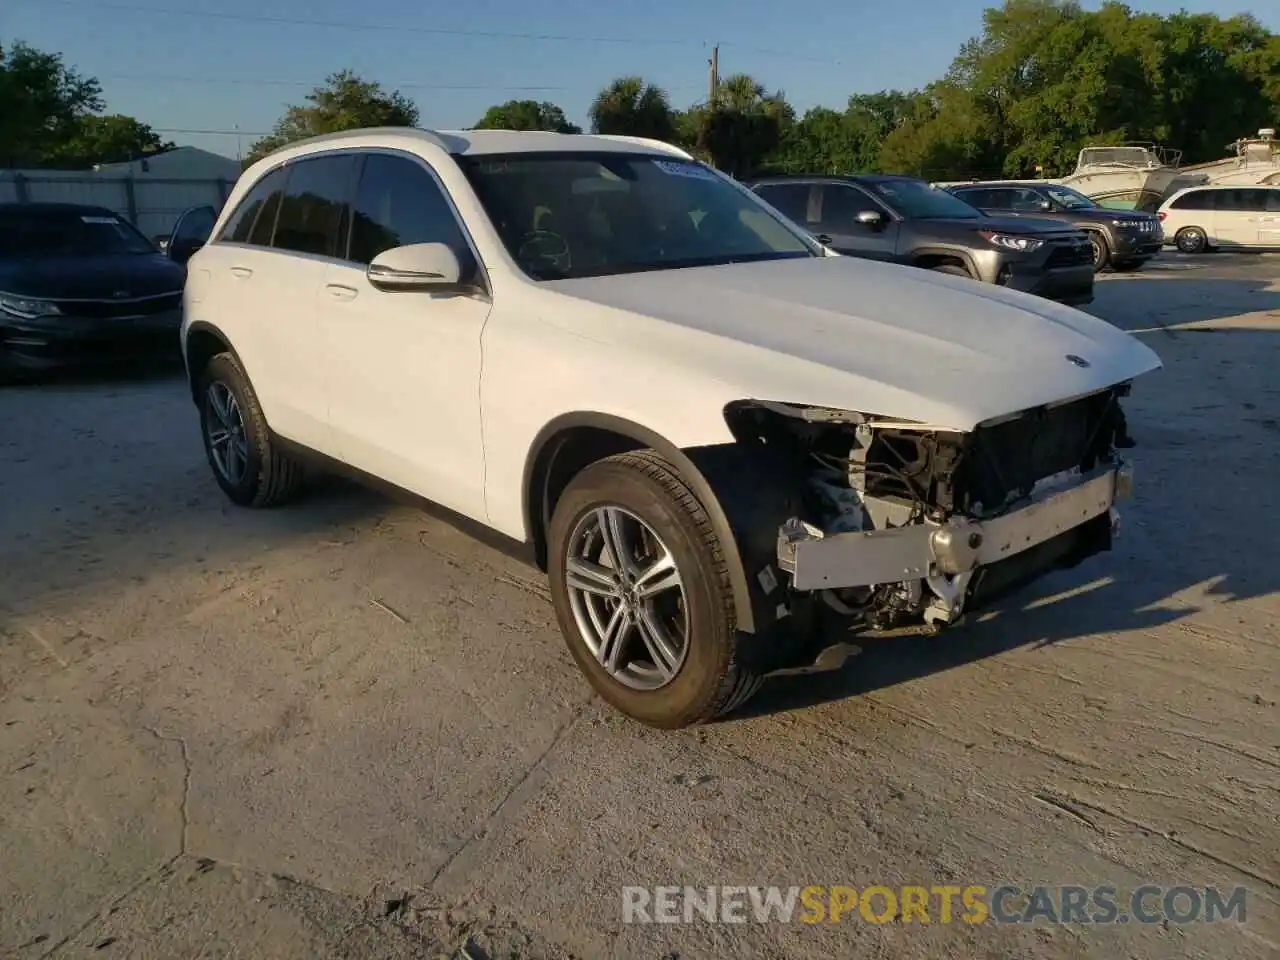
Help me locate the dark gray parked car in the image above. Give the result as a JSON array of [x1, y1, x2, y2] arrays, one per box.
[[944, 181, 1163, 272], [749, 174, 1095, 306]]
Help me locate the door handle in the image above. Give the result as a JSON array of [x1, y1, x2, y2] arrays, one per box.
[[325, 283, 359, 301], [229, 266, 253, 279]]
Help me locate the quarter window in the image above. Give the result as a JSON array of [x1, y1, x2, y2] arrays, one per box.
[[348, 154, 471, 271], [221, 167, 287, 245], [271, 155, 356, 258]]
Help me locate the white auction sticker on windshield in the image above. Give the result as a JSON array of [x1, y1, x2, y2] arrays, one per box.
[[654, 160, 718, 180], [81, 216, 120, 224]]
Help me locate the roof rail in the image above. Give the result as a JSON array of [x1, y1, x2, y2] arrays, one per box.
[[592, 135, 694, 160], [252, 126, 457, 163]]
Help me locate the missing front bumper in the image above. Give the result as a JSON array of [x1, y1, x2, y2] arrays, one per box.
[[777, 463, 1131, 592]]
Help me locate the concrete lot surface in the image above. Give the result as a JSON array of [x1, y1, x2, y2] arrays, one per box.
[[1, 253, 1277, 959]]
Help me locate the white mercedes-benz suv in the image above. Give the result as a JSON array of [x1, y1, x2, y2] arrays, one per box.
[[180, 127, 1161, 728]]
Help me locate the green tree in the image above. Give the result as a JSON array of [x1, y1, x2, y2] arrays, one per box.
[[0, 40, 102, 167], [247, 70, 419, 163], [44, 114, 172, 167], [694, 74, 792, 178], [474, 99, 580, 133], [588, 76, 677, 142]]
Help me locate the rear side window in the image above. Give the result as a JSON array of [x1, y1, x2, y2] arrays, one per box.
[[347, 154, 469, 266], [1267, 189, 1280, 213], [754, 183, 811, 223], [1170, 189, 1212, 211], [272, 154, 356, 257], [1216, 188, 1269, 212], [221, 167, 288, 244]]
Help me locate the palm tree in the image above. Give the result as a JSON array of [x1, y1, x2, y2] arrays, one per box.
[[589, 77, 677, 142]]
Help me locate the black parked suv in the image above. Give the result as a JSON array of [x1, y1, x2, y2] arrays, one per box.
[[750, 174, 1095, 306], [945, 181, 1163, 272]]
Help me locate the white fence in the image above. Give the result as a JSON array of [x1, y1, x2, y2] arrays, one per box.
[[0, 170, 236, 240]]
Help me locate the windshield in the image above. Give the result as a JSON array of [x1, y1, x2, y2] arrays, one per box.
[[0, 208, 156, 258], [458, 153, 817, 280], [1044, 185, 1098, 210], [863, 179, 983, 219]]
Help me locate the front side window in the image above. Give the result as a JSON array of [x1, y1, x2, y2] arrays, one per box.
[[173, 205, 217, 243], [272, 155, 356, 258], [956, 188, 1000, 209], [221, 166, 288, 245], [459, 152, 817, 280], [1044, 185, 1098, 209], [863, 179, 982, 219], [0, 207, 154, 258], [818, 184, 887, 231], [347, 153, 471, 269]]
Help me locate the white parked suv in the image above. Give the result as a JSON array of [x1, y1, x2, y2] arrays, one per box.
[[180, 127, 1161, 728]]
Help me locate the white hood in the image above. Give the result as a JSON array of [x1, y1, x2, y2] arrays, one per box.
[[547, 256, 1162, 430]]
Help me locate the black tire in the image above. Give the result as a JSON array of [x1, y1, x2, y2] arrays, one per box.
[[1175, 226, 1208, 254], [930, 263, 972, 278], [1087, 231, 1110, 271], [547, 450, 762, 728], [197, 351, 304, 507]]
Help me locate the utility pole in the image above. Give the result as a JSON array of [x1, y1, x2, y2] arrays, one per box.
[[708, 45, 719, 106]]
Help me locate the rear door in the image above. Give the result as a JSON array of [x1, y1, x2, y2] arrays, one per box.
[[815, 183, 899, 259], [1211, 188, 1261, 246], [1261, 188, 1280, 247], [751, 182, 814, 233]]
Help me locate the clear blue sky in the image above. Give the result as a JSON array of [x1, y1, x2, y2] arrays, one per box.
[[5, 0, 1275, 159]]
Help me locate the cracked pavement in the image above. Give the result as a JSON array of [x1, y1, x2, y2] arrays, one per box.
[[1, 254, 1278, 958]]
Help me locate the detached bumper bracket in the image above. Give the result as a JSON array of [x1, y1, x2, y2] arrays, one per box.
[[778, 463, 1130, 592]]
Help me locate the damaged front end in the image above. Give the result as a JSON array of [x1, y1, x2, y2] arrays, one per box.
[[724, 388, 1135, 633]]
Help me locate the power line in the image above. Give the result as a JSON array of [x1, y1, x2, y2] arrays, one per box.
[[100, 75, 578, 91], [29, 0, 697, 47], [99, 74, 704, 94], [26, 0, 847, 65]]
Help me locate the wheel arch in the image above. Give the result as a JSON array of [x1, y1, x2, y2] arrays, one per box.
[[183, 321, 243, 404], [522, 411, 759, 634], [910, 247, 979, 277]]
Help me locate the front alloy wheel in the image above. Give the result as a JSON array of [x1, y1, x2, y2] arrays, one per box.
[[547, 450, 762, 728], [564, 505, 689, 690]]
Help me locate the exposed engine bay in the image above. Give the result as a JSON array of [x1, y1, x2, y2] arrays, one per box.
[[724, 388, 1134, 632]]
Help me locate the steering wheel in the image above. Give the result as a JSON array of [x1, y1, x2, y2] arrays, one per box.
[[517, 230, 571, 274]]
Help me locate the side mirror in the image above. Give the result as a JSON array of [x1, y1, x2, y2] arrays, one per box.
[[367, 243, 462, 291], [855, 210, 885, 229], [1038, 200, 1054, 211]]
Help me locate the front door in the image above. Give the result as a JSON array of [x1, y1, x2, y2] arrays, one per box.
[[319, 152, 491, 522], [815, 183, 900, 260]]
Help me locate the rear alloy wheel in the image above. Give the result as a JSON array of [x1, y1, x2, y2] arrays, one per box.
[[548, 451, 761, 728], [1088, 231, 1110, 271], [1175, 226, 1208, 254], [198, 352, 305, 507]]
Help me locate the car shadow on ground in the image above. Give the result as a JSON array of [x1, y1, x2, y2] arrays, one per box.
[[1090, 273, 1280, 331]]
